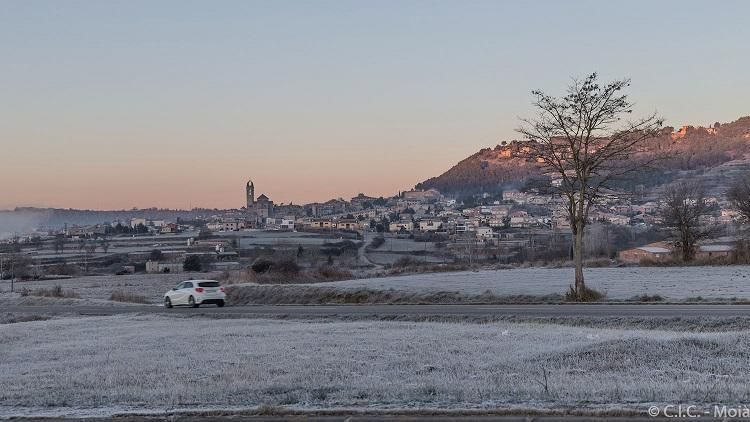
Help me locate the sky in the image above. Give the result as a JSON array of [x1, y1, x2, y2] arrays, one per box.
[[1, 0, 749, 210]]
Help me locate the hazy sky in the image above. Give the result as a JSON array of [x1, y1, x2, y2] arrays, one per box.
[[2, 0, 749, 210]]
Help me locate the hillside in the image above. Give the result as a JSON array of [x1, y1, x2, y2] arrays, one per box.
[[416, 116, 750, 196]]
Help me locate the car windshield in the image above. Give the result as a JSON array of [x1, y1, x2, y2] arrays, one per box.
[[198, 281, 220, 287]]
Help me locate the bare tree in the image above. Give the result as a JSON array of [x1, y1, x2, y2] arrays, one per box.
[[53, 234, 66, 254], [660, 182, 712, 262], [4, 253, 31, 282], [728, 173, 750, 222], [518, 73, 662, 300], [100, 237, 111, 254], [84, 241, 97, 273]]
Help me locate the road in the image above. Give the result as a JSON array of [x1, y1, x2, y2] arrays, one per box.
[[6, 416, 710, 422], [6, 303, 750, 317]]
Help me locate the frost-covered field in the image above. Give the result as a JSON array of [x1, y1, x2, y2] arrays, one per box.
[[310, 266, 750, 300], [2, 315, 750, 417]]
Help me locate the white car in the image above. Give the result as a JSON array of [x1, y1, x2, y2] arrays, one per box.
[[164, 280, 226, 308]]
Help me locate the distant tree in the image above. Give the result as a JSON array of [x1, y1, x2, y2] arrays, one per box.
[[7, 236, 21, 253], [373, 197, 387, 206], [183, 255, 202, 272], [517, 73, 662, 300], [28, 236, 42, 249], [728, 173, 750, 223], [100, 237, 111, 254], [660, 182, 712, 262], [135, 223, 149, 234], [53, 234, 66, 254], [83, 241, 97, 273], [369, 236, 385, 249], [112, 222, 132, 234], [149, 249, 163, 261], [375, 223, 385, 233], [3, 253, 32, 280]]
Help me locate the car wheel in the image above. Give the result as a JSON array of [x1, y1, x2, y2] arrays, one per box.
[[164, 297, 173, 309], [217, 300, 225, 308], [189, 296, 198, 308]]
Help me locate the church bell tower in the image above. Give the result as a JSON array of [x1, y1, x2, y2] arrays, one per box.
[[246, 179, 255, 208]]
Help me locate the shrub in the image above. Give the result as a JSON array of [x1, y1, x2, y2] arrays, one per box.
[[413, 232, 449, 243], [23, 285, 80, 299], [564, 284, 604, 302], [252, 258, 274, 274], [183, 255, 202, 272], [583, 258, 612, 268], [316, 266, 353, 281], [273, 258, 300, 275], [393, 256, 423, 268], [635, 294, 664, 302], [109, 290, 150, 304], [149, 249, 163, 261], [46, 263, 80, 276], [369, 236, 385, 249]]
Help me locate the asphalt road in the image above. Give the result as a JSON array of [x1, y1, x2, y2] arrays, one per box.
[[6, 417, 709, 422], [5, 303, 750, 317]]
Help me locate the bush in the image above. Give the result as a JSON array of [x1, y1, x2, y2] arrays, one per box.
[[369, 236, 385, 249], [149, 249, 163, 261], [46, 263, 80, 276], [252, 258, 274, 274], [22, 285, 80, 299], [109, 290, 150, 304], [183, 255, 202, 272], [316, 266, 353, 281], [564, 284, 604, 302], [273, 258, 300, 275], [393, 256, 423, 268], [413, 232, 449, 243], [583, 258, 612, 268], [634, 294, 664, 302]]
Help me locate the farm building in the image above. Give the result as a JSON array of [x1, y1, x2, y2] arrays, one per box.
[[696, 244, 734, 260], [618, 242, 673, 264]]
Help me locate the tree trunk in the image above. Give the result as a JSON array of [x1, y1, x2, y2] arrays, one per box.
[[573, 220, 586, 298], [681, 227, 692, 262]]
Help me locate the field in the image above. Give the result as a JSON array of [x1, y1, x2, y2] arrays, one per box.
[[2, 315, 749, 417], [4, 265, 750, 309], [309, 265, 750, 301]]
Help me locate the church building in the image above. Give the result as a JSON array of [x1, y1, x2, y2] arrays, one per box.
[[245, 179, 274, 224]]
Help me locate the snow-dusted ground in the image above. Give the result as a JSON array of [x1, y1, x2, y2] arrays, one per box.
[[2, 315, 750, 417], [374, 237, 437, 252], [239, 231, 339, 247], [307, 266, 750, 300], [367, 251, 446, 266]]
